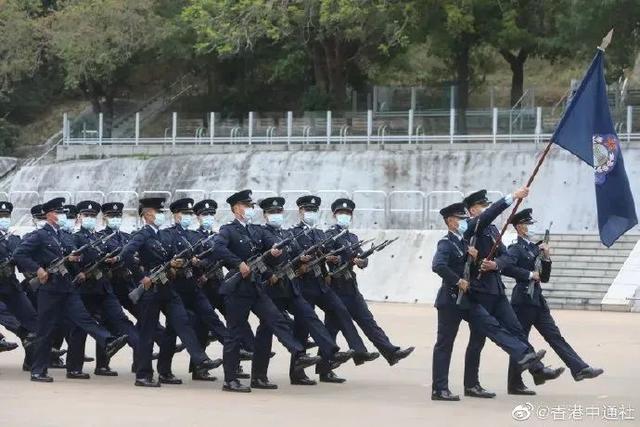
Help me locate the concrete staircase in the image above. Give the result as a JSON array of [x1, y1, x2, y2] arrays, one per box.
[[504, 233, 639, 311]]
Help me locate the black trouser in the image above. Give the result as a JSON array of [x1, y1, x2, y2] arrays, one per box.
[[432, 304, 485, 391], [223, 286, 304, 382], [507, 303, 588, 388], [136, 287, 208, 379]]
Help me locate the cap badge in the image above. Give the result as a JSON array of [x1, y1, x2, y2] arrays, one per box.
[[205, 203, 209, 209]]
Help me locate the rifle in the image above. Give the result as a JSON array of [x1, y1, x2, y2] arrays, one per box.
[[528, 221, 553, 298], [457, 220, 480, 307], [28, 232, 117, 292], [72, 246, 122, 285], [329, 237, 397, 279], [218, 229, 310, 293], [128, 240, 200, 304], [274, 229, 348, 281]]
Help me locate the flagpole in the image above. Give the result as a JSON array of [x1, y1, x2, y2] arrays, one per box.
[[482, 140, 554, 264]]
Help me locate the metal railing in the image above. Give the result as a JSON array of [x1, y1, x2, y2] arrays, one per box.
[[3, 188, 512, 229]]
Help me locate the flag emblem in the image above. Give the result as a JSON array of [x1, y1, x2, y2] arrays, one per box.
[[593, 134, 618, 184]]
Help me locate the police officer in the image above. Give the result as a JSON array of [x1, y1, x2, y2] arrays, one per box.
[[158, 197, 225, 383], [68, 200, 139, 378], [192, 199, 254, 380], [505, 209, 603, 394], [288, 195, 378, 385], [0, 202, 38, 367], [115, 197, 219, 387], [212, 190, 320, 392], [431, 202, 489, 401], [321, 198, 414, 381], [251, 196, 354, 388], [463, 189, 563, 389], [13, 197, 128, 382]]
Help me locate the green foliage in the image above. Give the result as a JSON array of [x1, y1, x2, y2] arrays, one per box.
[[0, 118, 19, 154]]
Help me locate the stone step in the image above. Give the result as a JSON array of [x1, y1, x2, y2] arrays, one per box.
[[551, 254, 629, 263], [550, 247, 631, 256], [551, 269, 618, 278], [551, 240, 637, 250], [543, 288, 607, 298], [549, 275, 613, 285], [554, 234, 639, 243], [541, 283, 612, 292], [551, 261, 622, 271]]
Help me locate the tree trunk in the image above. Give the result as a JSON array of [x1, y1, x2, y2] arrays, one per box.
[[322, 37, 347, 109], [312, 43, 329, 94], [103, 93, 114, 138], [454, 45, 470, 134], [500, 49, 529, 107]]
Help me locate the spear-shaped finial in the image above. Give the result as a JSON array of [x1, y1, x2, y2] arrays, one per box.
[[599, 28, 614, 51]]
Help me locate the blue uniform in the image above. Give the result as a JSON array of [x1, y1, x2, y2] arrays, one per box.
[[194, 226, 254, 353], [13, 223, 113, 376], [505, 236, 587, 388], [212, 219, 304, 382], [463, 198, 545, 374], [156, 224, 227, 375], [287, 222, 368, 377], [251, 224, 340, 381], [431, 231, 486, 392], [66, 227, 139, 373], [0, 231, 38, 335], [323, 225, 399, 365], [119, 224, 209, 380]]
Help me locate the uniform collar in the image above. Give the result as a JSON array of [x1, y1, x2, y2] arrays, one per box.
[[448, 230, 463, 241], [145, 223, 159, 234]]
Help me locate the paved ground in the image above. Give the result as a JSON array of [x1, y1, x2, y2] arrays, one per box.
[[0, 302, 638, 427]]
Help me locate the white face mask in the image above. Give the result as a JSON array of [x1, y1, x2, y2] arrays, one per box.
[[266, 213, 284, 228], [200, 215, 215, 230], [243, 207, 256, 223], [0, 217, 10, 231], [81, 216, 97, 231], [179, 214, 193, 229], [335, 213, 352, 228], [107, 217, 122, 230], [61, 218, 75, 232], [56, 213, 67, 225], [153, 212, 165, 227], [303, 211, 318, 226]]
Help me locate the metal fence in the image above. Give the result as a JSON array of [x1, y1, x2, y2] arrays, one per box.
[[62, 106, 640, 146], [6, 188, 504, 230]]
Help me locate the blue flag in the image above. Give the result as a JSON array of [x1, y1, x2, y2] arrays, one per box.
[[552, 49, 637, 247]]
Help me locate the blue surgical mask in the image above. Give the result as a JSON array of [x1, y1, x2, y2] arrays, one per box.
[[56, 213, 67, 225], [0, 218, 10, 231], [62, 218, 75, 232], [200, 215, 215, 230], [107, 217, 122, 230], [153, 212, 165, 227], [457, 219, 468, 235], [81, 216, 96, 231], [336, 213, 351, 228], [267, 213, 284, 228], [179, 214, 192, 229], [243, 207, 256, 222], [303, 211, 318, 226]]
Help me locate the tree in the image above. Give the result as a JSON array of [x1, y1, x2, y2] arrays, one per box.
[[0, 1, 45, 103], [48, 0, 171, 136], [421, 0, 500, 131], [490, 0, 567, 106], [182, 0, 416, 108]]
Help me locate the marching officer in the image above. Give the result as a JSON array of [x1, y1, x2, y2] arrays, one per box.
[[462, 189, 563, 389], [288, 195, 378, 385], [212, 189, 321, 393], [321, 198, 414, 381], [113, 197, 219, 387], [158, 197, 225, 383], [0, 202, 38, 355], [13, 197, 128, 382], [505, 208, 604, 394], [192, 199, 254, 380], [252, 196, 354, 388], [67, 200, 140, 378], [431, 202, 488, 401]]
